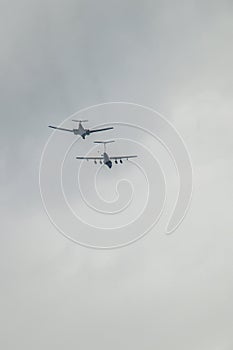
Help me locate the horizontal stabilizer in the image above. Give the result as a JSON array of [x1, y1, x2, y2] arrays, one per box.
[[72, 119, 88, 123], [94, 140, 115, 144]]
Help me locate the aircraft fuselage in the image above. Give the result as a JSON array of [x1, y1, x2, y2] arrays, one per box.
[[103, 152, 112, 168], [73, 124, 89, 138]]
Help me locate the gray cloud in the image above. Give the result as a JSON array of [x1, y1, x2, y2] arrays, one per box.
[[0, 0, 233, 349]]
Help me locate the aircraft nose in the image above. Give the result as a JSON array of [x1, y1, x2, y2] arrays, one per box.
[[106, 160, 112, 168]]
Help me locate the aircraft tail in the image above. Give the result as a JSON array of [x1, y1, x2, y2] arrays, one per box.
[[94, 140, 115, 144]]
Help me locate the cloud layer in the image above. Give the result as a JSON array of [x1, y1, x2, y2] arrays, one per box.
[[1, 0, 233, 349]]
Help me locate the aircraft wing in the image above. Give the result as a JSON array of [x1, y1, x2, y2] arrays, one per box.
[[76, 156, 103, 160], [88, 127, 113, 134], [109, 155, 138, 160], [49, 125, 73, 132]]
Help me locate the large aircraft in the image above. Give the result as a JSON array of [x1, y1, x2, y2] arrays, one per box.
[[48, 120, 113, 139], [76, 140, 138, 169]]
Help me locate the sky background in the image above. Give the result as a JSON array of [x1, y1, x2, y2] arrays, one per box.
[[1, 0, 233, 349]]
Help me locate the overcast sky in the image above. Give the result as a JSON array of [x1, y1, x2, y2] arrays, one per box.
[[1, 0, 233, 349]]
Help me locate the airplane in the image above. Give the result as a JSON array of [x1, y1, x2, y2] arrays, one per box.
[[76, 140, 138, 169], [48, 120, 113, 139]]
